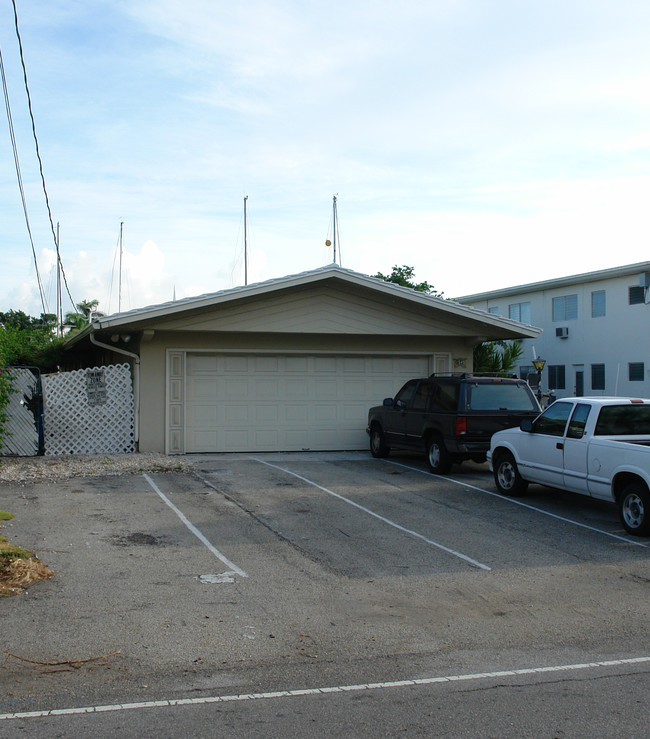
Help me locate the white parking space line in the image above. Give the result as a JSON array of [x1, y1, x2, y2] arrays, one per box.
[[142, 473, 248, 578], [2, 656, 648, 721], [383, 460, 649, 549], [251, 458, 491, 571]]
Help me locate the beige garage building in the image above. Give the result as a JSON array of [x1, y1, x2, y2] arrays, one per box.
[[66, 266, 539, 454]]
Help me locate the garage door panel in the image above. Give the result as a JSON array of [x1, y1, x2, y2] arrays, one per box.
[[224, 430, 248, 450], [287, 379, 309, 398], [342, 357, 365, 372], [255, 429, 279, 447], [182, 353, 431, 453], [342, 379, 366, 398], [255, 379, 279, 397], [314, 405, 337, 422], [255, 356, 279, 372], [187, 354, 218, 373], [224, 405, 249, 423], [313, 379, 338, 400], [286, 357, 308, 372], [223, 378, 249, 398], [286, 405, 309, 422], [314, 357, 337, 372], [188, 378, 218, 400], [224, 356, 249, 372], [189, 405, 218, 425], [255, 405, 278, 423]]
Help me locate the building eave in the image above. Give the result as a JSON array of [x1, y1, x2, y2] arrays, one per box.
[[455, 261, 650, 303]]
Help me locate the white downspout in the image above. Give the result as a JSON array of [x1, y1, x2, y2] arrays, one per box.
[[89, 332, 140, 444]]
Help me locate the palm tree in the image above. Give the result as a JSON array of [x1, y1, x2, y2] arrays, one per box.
[[473, 340, 524, 376], [63, 299, 104, 335]]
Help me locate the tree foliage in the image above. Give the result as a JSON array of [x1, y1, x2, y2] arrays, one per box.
[[0, 311, 63, 369], [0, 311, 66, 449], [63, 298, 104, 335], [473, 340, 524, 375], [374, 265, 444, 298]]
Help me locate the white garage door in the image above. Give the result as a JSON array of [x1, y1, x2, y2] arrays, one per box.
[[183, 353, 435, 453]]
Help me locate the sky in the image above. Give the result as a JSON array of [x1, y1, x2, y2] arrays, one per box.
[[1, 0, 649, 318]]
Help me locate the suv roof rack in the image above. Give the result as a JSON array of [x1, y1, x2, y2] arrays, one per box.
[[428, 372, 520, 379]]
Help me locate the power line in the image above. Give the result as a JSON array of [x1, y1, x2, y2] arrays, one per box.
[[0, 42, 47, 314], [10, 0, 76, 314]]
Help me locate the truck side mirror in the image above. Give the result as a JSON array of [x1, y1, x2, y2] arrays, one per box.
[[520, 419, 533, 432], [383, 397, 393, 407]]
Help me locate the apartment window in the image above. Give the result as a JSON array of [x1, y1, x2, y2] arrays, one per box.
[[552, 294, 578, 321], [629, 362, 645, 382], [488, 306, 499, 315], [591, 364, 605, 391], [519, 365, 535, 381], [629, 285, 646, 305], [591, 290, 606, 318], [548, 365, 566, 390], [508, 301, 531, 323]]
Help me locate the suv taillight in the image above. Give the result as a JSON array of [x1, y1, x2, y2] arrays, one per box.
[[456, 416, 467, 436]]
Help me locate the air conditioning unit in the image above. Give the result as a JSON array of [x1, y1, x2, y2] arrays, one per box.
[[556, 327, 569, 338]]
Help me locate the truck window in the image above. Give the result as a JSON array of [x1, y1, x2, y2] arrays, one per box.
[[431, 383, 459, 412], [594, 405, 650, 435], [532, 402, 573, 436], [466, 383, 538, 411], [567, 403, 591, 439]]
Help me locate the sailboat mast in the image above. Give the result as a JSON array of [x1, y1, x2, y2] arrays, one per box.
[[56, 222, 62, 337], [244, 196, 249, 286], [118, 221, 123, 312]]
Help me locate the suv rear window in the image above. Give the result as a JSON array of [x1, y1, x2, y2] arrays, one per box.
[[465, 382, 538, 411], [594, 405, 650, 435]]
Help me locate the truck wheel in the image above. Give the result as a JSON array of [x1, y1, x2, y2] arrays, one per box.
[[619, 482, 650, 536], [426, 436, 451, 474], [493, 451, 528, 496], [369, 426, 390, 458]]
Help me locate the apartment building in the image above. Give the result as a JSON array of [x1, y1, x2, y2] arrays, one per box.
[[457, 262, 650, 399]]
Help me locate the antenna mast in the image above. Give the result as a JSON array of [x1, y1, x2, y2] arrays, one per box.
[[331, 195, 341, 266]]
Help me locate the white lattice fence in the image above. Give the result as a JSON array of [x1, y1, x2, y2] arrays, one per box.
[[42, 364, 135, 455]]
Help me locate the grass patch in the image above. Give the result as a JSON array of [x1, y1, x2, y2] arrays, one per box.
[[0, 512, 55, 597]]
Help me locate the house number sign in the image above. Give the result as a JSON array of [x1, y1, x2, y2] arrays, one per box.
[[86, 368, 107, 406]]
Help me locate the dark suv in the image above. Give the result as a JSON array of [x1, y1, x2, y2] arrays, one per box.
[[367, 374, 541, 473]]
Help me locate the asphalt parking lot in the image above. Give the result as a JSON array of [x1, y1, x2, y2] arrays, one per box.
[[1, 452, 649, 737]]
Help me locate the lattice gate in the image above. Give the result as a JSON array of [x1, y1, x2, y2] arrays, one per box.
[[42, 363, 135, 455], [0, 367, 42, 457]]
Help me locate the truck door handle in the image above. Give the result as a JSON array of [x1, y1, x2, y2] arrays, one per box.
[[556, 443, 564, 450]]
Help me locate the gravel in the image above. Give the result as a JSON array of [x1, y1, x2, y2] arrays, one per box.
[[0, 453, 192, 483]]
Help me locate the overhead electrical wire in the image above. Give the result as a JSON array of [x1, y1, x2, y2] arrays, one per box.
[[0, 43, 47, 315], [10, 0, 77, 314]]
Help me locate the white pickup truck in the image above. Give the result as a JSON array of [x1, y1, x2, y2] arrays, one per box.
[[487, 397, 650, 536]]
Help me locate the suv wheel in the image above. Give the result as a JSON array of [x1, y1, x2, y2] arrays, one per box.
[[370, 426, 390, 459], [426, 437, 451, 474]]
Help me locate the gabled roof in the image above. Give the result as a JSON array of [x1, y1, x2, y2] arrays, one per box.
[[455, 261, 650, 303], [67, 264, 540, 344]]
